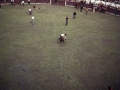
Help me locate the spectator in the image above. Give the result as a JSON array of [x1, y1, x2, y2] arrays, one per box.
[[11, 0, 14, 5], [4, 0, 6, 4], [21, 1, 24, 7], [114, 7, 117, 15], [0, 3, 1, 10], [28, 0, 30, 5], [73, 11, 76, 19], [14, 1, 16, 7], [93, 6, 96, 12], [108, 86, 113, 90]]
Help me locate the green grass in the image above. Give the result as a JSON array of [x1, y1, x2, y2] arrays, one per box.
[[0, 4, 120, 90]]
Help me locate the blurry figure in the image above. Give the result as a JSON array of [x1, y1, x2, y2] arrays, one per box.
[[21, 1, 24, 7], [11, 0, 14, 5], [66, 16, 68, 26], [29, 8, 32, 15], [114, 7, 117, 15], [30, 16, 34, 25], [0, 3, 1, 10], [14, 1, 16, 7], [28, 0, 30, 5], [33, 5, 36, 9], [86, 7, 89, 15], [73, 11, 76, 19], [59, 34, 67, 44]]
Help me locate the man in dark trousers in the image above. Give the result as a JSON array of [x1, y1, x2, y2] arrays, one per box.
[[66, 16, 68, 26], [80, 6, 83, 12], [73, 11, 76, 19]]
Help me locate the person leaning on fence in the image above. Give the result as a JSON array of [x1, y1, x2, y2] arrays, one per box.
[[11, 0, 14, 5], [114, 7, 118, 15], [0, 3, 1, 10], [28, 0, 30, 5], [73, 11, 76, 19], [21, 1, 24, 6]]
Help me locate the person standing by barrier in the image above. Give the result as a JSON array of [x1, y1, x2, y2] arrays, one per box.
[[0, 3, 1, 10], [11, 0, 14, 5], [66, 16, 68, 26], [14, 1, 16, 7], [28, 0, 30, 5], [114, 7, 117, 15], [21, 1, 24, 7]]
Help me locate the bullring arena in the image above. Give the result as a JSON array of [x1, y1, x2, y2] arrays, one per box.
[[0, 0, 120, 90]]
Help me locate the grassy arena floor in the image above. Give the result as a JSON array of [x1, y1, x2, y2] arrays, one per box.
[[0, 4, 120, 90]]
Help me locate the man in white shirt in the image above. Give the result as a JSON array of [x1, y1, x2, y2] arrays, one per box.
[[30, 16, 34, 25], [60, 34, 66, 39], [21, 1, 24, 6], [29, 9, 32, 15]]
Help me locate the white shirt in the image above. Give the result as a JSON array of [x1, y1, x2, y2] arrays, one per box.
[[21, 1, 24, 4], [29, 9, 31, 11], [31, 16, 34, 19], [60, 34, 66, 39], [61, 34, 65, 36]]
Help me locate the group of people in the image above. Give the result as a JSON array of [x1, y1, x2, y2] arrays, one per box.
[[28, 6, 67, 44]]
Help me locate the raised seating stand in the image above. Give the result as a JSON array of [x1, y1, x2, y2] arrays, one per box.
[[0, 0, 120, 16]]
